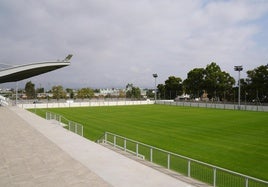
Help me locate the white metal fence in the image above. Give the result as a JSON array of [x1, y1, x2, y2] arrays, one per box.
[[98, 132, 268, 187], [156, 100, 268, 112], [19, 99, 154, 109], [45, 111, 84, 136]]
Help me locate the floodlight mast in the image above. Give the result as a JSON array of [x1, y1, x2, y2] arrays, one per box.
[[234, 66, 243, 110], [152, 74, 158, 103]]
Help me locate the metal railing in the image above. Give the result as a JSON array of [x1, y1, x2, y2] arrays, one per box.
[[156, 100, 268, 112], [45, 111, 84, 137], [98, 132, 268, 187], [0, 94, 9, 106]]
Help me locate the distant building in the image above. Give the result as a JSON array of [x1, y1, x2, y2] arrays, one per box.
[[140, 89, 147, 98], [94, 88, 122, 97], [174, 94, 190, 101], [37, 93, 53, 99]]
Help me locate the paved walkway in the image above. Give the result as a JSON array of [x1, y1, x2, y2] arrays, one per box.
[[0, 106, 111, 187], [1, 106, 204, 187]]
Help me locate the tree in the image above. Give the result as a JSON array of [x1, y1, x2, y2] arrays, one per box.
[[183, 62, 235, 101], [25, 81, 35, 99], [240, 78, 251, 102], [217, 71, 235, 101], [204, 62, 235, 100], [66, 88, 74, 99], [51, 85, 66, 100], [126, 83, 141, 99], [146, 89, 155, 99], [164, 76, 183, 99], [118, 90, 126, 98], [204, 62, 222, 99], [244, 65, 268, 102], [157, 84, 165, 99], [77, 88, 94, 99], [36, 87, 44, 93], [183, 68, 205, 98]]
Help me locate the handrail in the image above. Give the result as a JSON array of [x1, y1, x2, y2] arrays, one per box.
[[0, 94, 9, 106], [45, 111, 83, 137], [100, 131, 268, 186]]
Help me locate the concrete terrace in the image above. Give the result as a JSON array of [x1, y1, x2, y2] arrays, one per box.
[[0, 106, 207, 187]]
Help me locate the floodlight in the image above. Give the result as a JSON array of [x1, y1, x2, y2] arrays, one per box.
[[234, 66, 243, 71]]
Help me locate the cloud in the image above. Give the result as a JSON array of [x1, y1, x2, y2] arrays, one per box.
[[0, 0, 268, 89]]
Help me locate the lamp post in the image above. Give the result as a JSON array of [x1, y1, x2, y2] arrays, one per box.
[[152, 74, 158, 103], [234, 66, 243, 110]]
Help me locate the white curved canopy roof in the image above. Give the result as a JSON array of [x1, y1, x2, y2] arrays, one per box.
[[0, 55, 72, 83]]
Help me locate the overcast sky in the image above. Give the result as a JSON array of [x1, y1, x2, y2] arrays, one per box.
[[1, 0, 268, 89]]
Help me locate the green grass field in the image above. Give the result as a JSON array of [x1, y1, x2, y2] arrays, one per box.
[[30, 104, 268, 180]]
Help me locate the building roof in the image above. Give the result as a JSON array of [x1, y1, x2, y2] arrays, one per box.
[[0, 55, 72, 83]]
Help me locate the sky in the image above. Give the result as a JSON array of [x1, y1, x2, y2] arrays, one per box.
[[0, 0, 268, 89]]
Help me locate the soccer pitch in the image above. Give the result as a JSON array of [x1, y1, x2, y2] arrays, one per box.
[[31, 104, 268, 180]]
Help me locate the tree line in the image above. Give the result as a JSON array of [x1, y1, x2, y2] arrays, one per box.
[[158, 62, 268, 103], [23, 82, 142, 100], [24, 83, 98, 100]]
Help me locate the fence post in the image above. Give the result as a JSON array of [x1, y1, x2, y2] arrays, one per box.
[[136, 143, 139, 156], [245, 177, 248, 187], [68, 121, 71, 131], [81, 126, 83, 137], [114, 135, 116, 147], [75, 123, 77, 134], [59, 115, 61, 125], [104, 133, 107, 143], [213, 168, 216, 187], [188, 160, 191, 177], [167, 154, 170, 170], [124, 138, 126, 151], [150, 148, 153, 162]]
